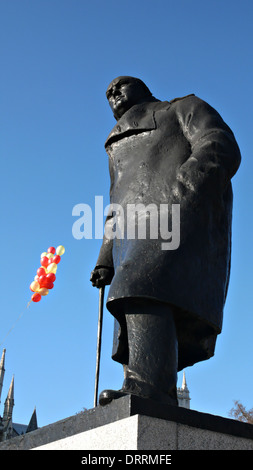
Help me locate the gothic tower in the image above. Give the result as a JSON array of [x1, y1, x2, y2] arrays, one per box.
[[3, 375, 14, 422], [0, 349, 38, 441], [0, 349, 6, 403], [177, 371, 191, 409]]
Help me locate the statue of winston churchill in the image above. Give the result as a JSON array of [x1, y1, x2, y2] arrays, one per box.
[[90, 76, 241, 407]]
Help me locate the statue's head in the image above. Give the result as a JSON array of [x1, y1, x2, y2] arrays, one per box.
[[106, 76, 153, 120]]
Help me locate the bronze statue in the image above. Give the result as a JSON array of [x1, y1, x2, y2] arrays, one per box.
[[90, 76, 241, 406]]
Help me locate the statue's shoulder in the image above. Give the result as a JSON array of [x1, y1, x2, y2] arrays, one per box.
[[169, 94, 213, 116], [169, 94, 195, 105]]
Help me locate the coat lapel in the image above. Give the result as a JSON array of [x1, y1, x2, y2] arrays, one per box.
[[105, 102, 168, 147]]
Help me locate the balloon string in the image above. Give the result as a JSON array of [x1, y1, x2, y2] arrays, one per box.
[[0, 300, 32, 347]]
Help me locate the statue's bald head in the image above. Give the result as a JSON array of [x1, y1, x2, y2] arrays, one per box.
[[106, 76, 153, 120]]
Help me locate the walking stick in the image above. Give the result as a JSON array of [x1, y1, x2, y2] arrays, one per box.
[[94, 285, 105, 407]]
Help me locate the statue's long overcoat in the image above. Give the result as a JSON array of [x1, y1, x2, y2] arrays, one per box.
[[96, 94, 241, 370]]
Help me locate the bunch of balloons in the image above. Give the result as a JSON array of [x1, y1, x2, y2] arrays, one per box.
[[30, 245, 65, 302]]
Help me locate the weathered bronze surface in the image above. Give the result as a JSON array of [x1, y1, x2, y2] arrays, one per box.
[[90, 76, 241, 406]]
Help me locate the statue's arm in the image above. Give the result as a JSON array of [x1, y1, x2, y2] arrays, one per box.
[[90, 157, 115, 288], [172, 96, 241, 200], [90, 235, 114, 287]]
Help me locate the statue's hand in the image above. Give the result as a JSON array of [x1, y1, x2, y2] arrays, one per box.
[[90, 267, 114, 288]]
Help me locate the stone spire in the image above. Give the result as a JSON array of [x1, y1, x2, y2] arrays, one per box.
[[3, 376, 14, 422], [182, 371, 188, 391], [177, 371, 191, 409], [0, 349, 6, 403], [26, 407, 38, 433]]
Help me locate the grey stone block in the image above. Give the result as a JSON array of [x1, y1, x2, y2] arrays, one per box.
[[0, 395, 252, 450]]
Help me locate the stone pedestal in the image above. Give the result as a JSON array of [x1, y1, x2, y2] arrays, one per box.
[[0, 395, 252, 450]]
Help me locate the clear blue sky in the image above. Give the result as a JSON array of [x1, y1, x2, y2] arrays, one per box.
[[0, 0, 252, 428]]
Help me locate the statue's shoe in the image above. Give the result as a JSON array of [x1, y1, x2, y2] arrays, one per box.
[[99, 389, 130, 406], [99, 386, 178, 407]]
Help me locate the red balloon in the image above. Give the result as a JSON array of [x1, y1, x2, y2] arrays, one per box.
[[37, 267, 46, 276], [53, 255, 61, 264], [41, 256, 49, 267], [46, 282, 54, 289], [39, 276, 54, 289], [47, 247, 56, 254], [32, 293, 41, 302], [46, 273, 56, 283], [39, 275, 47, 287]]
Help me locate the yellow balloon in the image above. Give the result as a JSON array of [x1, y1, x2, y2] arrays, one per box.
[[30, 281, 40, 292], [46, 253, 54, 259], [47, 263, 57, 274], [56, 245, 65, 256], [41, 252, 47, 258], [38, 287, 49, 296]]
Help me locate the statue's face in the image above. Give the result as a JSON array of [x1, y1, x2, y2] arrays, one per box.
[[106, 76, 149, 120]]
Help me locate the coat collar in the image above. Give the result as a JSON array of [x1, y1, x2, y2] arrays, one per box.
[[105, 101, 170, 147]]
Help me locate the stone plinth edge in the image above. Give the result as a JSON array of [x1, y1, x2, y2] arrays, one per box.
[[0, 395, 252, 450]]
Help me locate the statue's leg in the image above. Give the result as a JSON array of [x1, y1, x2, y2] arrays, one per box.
[[99, 300, 178, 406], [123, 302, 178, 405]]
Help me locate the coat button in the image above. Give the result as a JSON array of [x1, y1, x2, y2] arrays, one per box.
[[133, 121, 138, 127], [116, 125, 121, 132]]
